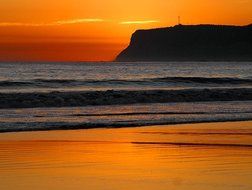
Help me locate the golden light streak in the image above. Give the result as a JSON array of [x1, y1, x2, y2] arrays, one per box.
[[120, 20, 159, 25]]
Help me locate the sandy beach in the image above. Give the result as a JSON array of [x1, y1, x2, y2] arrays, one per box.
[[0, 121, 251, 190]]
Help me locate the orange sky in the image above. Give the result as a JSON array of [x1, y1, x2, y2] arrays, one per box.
[[0, 0, 252, 61]]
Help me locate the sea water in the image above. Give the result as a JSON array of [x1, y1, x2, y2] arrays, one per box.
[[0, 61, 251, 132]]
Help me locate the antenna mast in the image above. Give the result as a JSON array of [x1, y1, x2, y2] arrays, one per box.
[[178, 16, 181, 25]]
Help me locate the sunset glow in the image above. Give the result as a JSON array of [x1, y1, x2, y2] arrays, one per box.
[[0, 0, 252, 61]]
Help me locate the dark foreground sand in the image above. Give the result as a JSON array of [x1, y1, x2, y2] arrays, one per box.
[[0, 121, 252, 190]]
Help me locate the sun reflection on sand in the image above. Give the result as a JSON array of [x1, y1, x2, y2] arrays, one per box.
[[0, 121, 252, 190]]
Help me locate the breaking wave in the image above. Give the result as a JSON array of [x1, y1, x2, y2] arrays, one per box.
[[0, 88, 252, 109], [1, 77, 252, 88]]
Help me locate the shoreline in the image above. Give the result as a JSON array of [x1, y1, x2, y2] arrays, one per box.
[[1, 119, 252, 134]]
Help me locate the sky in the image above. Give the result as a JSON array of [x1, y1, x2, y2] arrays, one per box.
[[0, 0, 252, 61]]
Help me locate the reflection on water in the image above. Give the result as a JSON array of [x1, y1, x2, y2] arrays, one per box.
[[0, 121, 252, 190]]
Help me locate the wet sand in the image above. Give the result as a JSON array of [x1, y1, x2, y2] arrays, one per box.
[[0, 121, 252, 190]]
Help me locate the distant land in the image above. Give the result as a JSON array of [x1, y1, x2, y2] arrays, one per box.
[[116, 24, 252, 61]]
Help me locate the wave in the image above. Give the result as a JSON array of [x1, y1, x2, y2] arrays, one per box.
[[1, 116, 252, 133], [0, 88, 252, 109], [61, 111, 252, 117], [152, 77, 252, 84], [131, 142, 252, 148], [1, 77, 252, 88]]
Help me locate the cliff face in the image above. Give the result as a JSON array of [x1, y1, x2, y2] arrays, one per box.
[[116, 24, 252, 61]]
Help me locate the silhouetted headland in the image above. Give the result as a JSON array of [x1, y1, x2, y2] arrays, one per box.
[[116, 24, 252, 61]]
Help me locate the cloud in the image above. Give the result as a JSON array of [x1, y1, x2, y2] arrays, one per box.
[[0, 18, 104, 27], [120, 20, 159, 25], [0, 19, 159, 27], [54, 19, 104, 25]]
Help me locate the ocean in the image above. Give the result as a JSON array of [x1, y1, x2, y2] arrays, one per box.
[[0, 61, 252, 132]]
